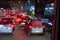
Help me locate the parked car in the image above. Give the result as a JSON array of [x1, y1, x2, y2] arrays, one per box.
[[47, 20, 52, 32], [42, 18, 52, 32]]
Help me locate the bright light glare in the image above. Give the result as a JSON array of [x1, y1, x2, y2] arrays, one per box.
[[22, 14, 26, 16], [30, 6, 35, 11], [49, 7, 54, 9], [0, 25, 3, 28], [51, 3, 54, 6], [42, 26, 46, 28], [45, 8, 48, 10], [29, 26, 32, 29], [3, 20, 8, 22], [11, 25, 14, 28], [21, 23, 25, 25], [48, 23, 52, 25], [17, 18, 20, 21]]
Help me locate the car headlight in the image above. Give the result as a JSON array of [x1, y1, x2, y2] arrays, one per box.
[[48, 23, 52, 26]]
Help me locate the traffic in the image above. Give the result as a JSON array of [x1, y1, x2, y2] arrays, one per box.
[[0, 7, 52, 34], [0, 0, 54, 40]]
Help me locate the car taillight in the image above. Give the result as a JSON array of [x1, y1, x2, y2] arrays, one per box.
[[16, 18, 23, 22], [6, 14, 10, 17], [29, 25, 32, 29], [2, 20, 8, 23], [16, 18, 20, 21], [42, 25, 46, 28], [10, 24, 14, 28]]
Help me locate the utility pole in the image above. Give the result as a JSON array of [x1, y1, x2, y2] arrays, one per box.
[[52, 0, 60, 40]]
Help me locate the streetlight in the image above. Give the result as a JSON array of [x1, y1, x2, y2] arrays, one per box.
[[18, 0, 21, 4], [28, 0, 30, 3], [51, 3, 54, 6]]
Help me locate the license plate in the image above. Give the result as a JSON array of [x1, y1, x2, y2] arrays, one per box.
[[32, 28, 42, 31]]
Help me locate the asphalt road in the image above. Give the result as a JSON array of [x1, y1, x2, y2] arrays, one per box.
[[0, 26, 51, 40]]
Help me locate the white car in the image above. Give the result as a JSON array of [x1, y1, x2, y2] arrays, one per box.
[[0, 18, 15, 34]]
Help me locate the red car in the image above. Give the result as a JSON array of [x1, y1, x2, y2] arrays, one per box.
[[24, 19, 45, 35]]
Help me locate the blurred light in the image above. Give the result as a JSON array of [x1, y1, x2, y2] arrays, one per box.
[[0, 8, 4, 10], [45, 8, 48, 10], [4, 9, 6, 12], [16, 18, 20, 22], [21, 5, 23, 11], [11, 24, 14, 28], [0, 25, 3, 28], [16, 18, 23, 22], [0, 10, 1, 12], [32, 11, 35, 15], [28, 0, 30, 3], [2, 20, 8, 23], [51, 3, 54, 6], [29, 26, 32, 29], [48, 23, 52, 25], [42, 25, 46, 28], [22, 14, 27, 16], [21, 23, 25, 25], [23, 16, 28, 19], [32, 11, 34, 13], [30, 6, 35, 11]]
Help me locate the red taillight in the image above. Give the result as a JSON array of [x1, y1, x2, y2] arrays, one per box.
[[51, 3, 54, 6], [29, 25, 32, 29], [2, 20, 8, 23], [42, 25, 46, 28], [16, 18, 20, 21], [10, 24, 14, 28], [16, 18, 23, 22]]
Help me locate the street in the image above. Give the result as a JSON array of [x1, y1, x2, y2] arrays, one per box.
[[0, 26, 51, 40]]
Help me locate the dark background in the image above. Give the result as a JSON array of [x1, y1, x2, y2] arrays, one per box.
[[0, 0, 54, 8]]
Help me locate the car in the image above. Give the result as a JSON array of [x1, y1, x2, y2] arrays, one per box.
[[24, 19, 45, 35], [15, 13, 30, 27], [42, 18, 52, 32], [47, 20, 52, 32], [0, 17, 15, 34]]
